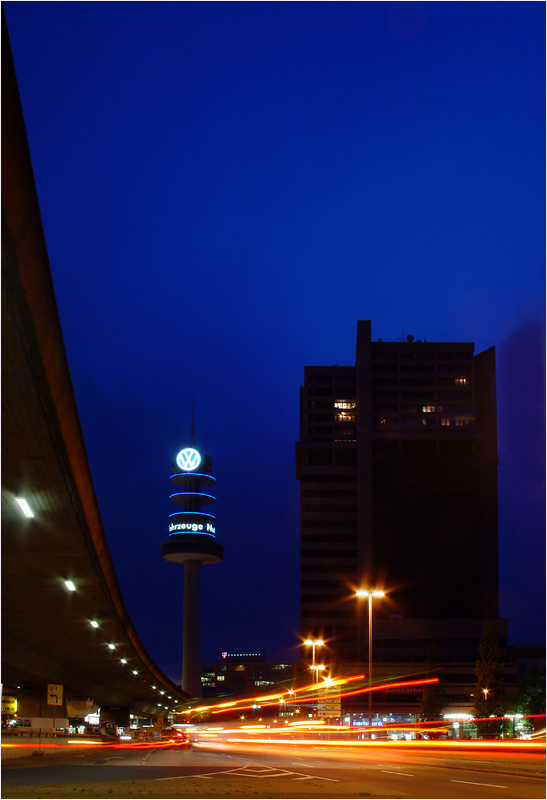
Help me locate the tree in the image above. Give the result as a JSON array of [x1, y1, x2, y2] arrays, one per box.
[[522, 668, 546, 716], [508, 667, 546, 728], [419, 644, 446, 725], [471, 621, 506, 737]]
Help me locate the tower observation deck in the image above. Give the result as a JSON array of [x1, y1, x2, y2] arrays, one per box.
[[161, 446, 223, 697]]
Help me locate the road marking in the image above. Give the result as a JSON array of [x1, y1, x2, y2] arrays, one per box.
[[450, 779, 508, 789], [244, 767, 276, 773], [382, 770, 414, 777], [157, 764, 339, 783]]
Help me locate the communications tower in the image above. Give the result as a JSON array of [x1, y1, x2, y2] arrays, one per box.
[[161, 434, 223, 697]]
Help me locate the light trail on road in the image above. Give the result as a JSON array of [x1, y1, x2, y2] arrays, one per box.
[[2, 731, 545, 799]]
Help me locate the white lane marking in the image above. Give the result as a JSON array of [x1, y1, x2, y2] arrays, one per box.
[[156, 763, 339, 783], [450, 779, 508, 789], [156, 775, 212, 781], [245, 767, 275, 773], [382, 770, 414, 777]]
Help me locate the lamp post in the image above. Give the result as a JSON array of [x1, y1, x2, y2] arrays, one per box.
[[356, 589, 384, 734], [310, 663, 326, 716], [304, 638, 324, 670], [304, 639, 325, 717], [311, 664, 325, 680]]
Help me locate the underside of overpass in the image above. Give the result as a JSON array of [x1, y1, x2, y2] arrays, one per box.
[[1, 12, 190, 719]]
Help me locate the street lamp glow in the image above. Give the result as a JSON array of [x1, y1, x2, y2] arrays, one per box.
[[64, 580, 76, 592], [303, 639, 324, 663], [15, 498, 34, 518], [89, 620, 99, 628]]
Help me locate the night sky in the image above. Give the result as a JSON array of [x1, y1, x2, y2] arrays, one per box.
[[4, 2, 545, 683]]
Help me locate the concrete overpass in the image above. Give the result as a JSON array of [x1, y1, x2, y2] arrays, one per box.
[[1, 12, 189, 725]]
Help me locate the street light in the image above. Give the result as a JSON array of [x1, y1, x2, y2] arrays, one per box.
[[310, 664, 326, 679], [356, 589, 385, 734], [304, 639, 325, 718], [304, 638, 324, 669]]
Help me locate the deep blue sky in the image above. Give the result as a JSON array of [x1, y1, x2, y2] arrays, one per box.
[[5, 2, 545, 681]]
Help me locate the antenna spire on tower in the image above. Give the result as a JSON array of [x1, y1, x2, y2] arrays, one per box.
[[191, 397, 195, 445]]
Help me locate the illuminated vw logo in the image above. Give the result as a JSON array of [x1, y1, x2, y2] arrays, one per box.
[[176, 448, 201, 472]]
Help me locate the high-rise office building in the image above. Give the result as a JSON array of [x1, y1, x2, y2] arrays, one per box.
[[296, 321, 501, 672]]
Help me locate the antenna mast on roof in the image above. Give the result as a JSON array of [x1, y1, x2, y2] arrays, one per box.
[[191, 397, 195, 445]]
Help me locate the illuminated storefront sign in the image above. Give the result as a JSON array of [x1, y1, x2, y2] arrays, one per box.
[[169, 522, 216, 534], [176, 448, 201, 472], [1, 696, 17, 714]]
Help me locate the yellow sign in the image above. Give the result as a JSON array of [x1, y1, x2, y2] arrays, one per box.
[[1, 696, 17, 714], [47, 684, 63, 706]]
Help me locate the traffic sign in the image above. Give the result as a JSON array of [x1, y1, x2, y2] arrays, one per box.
[[101, 719, 117, 737], [47, 684, 63, 706]]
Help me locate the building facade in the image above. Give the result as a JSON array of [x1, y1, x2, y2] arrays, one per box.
[[296, 321, 502, 691], [201, 652, 296, 697]]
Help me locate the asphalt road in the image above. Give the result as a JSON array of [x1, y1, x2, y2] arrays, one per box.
[[2, 739, 545, 799]]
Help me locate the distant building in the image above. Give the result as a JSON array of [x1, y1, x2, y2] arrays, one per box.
[[201, 652, 296, 697], [296, 321, 507, 717], [161, 444, 223, 698]]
